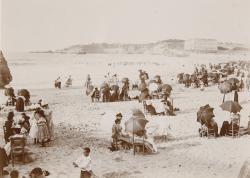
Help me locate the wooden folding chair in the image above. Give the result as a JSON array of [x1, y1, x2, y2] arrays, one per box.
[[10, 137, 26, 166], [227, 118, 240, 138]]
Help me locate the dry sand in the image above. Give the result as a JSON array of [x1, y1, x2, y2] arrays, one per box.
[[0, 53, 250, 178]]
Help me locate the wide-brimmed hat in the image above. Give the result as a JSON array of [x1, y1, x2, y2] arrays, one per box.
[[116, 113, 123, 118]]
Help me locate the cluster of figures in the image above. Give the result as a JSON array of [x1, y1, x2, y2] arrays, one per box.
[[110, 112, 157, 154], [54, 75, 72, 89], [87, 70, 174, 104], [0, 86, 55, 176], [3, 105, 54, 147], [199, 111, 250, 138], [177, 62, 247, 91], [0, 153, 50, 178], [88, 75, 130, 102], [3, 87, 31, 112]]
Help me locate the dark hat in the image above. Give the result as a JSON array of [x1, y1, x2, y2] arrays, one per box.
[[116, 113, 123, 118]]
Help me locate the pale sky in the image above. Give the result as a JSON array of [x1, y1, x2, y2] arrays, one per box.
[[1, 0, 250, 52]]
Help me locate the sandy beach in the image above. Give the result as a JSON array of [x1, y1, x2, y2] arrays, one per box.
[[0, 52, 250, 178]]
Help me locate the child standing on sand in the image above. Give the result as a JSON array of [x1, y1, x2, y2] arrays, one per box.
[[73, 147, 92, 178], [36, 110, 50, 147], [29, 112, 39, 144]]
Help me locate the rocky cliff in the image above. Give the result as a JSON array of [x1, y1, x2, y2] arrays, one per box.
[[0, 51, 12, 88]]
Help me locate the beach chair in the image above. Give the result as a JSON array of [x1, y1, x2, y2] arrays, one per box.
[[227, 118, 240, 138], [199, 125, 216, 138], [10, 137, 26, 166], [206, 127, 216, 138]]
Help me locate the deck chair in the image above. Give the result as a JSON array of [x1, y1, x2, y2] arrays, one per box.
[[200, 125, 216, 138], [10, 136, 26, 166], [227, 118, 240, 138]]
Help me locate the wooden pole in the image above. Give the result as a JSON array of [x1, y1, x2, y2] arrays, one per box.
[[133, 118, 135, 155], [143, 130, 145, 155]]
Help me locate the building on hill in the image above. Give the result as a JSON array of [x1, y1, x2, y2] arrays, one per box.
[[184, 39, 217, 52], [157, 39, 185, 50]]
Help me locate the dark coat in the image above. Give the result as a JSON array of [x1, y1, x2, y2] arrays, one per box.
[[16, 97, 24, 112], [4, 120, 13, 142], [0, 147, 8, 168]]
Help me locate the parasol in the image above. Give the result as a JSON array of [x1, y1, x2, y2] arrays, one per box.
[[161, 84, 172, 94], [110, 85, 119, 91], [121, 77, 129, 83], [125, 117, 148, 135], [100, 82, 109, 89], [197, 104, 215, 126], [220, 100, 242, 113], [218, 82, 232, 103], [227, 78, 240, 85]]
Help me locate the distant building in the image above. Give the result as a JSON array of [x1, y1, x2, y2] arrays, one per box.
[[184, 39, 217, 52], [158, 39, 185, 50]]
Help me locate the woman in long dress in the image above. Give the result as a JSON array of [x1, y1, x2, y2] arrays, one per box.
[[36, 110, 50, 147], [44, 109, 54, 141]]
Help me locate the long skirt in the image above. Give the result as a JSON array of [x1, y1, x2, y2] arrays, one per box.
[[29, 123, 38, 139], [37, 124, 50, 142]]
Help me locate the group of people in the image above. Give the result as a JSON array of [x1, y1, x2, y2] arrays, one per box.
[[143, 93, 178, 116], [3, 88, 30, 112], [177, 62, 246, 91], [54, 75, 72, 89], [0, 158, 50, 178], [88, 70, 173, 104], [3, 103, 54, 147]]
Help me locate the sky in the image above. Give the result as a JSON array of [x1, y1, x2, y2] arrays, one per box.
[[1, 0, 250, 52]]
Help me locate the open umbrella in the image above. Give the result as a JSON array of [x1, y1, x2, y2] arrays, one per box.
[[218, 82, 232, 103], [161, 84, 172, 94], [110, 85, 119, 91], [227, 78, 240, 85], [125, 117, 148, 134], [220, 100, 242, 113], [100, 82, 109, 89], [131, 109, 145, 119], [121, 77, 129, 83], [197, 104, 215, 126]]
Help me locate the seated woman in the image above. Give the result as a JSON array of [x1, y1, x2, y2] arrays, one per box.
[[199, 119, 219, 137], [220, 112, 240, 136], [164, 101, 175, 116], [145, 102, 157, 115]]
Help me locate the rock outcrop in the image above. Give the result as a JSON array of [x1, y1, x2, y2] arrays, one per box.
[[0, 51, 12, 88]]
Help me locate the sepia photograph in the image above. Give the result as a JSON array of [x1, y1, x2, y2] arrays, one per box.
[[0, 0, 250, 178]]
